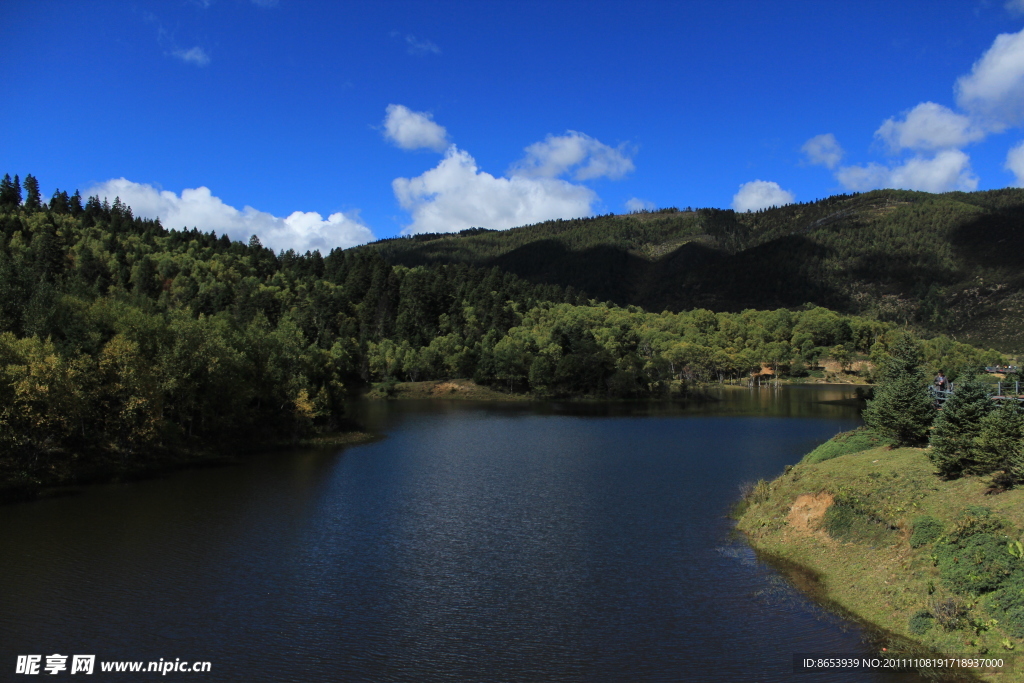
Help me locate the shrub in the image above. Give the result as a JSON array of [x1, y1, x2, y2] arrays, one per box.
[[930, 596, 970, 631], [823, 502, 895, 546], [983, 572, 1024, 637], [934, 510, 1016, 595], [908, 609, 935, 635], [910, 516, 944, 548]]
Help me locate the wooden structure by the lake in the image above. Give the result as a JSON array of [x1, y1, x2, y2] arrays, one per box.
[[930, 382, 1024, 407]]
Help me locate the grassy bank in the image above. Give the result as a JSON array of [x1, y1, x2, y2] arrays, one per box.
[[0, 430, 379, 505], [365, 378, 532, 401], [737, 430, 1024, 681]]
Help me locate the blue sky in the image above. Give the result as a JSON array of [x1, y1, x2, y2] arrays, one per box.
[[4, 1, 1024, 252]]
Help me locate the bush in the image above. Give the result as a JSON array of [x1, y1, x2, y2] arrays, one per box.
[[934, 509, 1016, 595], [910, 516, 944, 548], [908, 609, 935, 635], [930, 596, 970, 631], [983, 572, 1024, 637], [823, 502, 896, 546]]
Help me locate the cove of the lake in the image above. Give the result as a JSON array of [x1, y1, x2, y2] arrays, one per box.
[[0, 386, 927, 681]]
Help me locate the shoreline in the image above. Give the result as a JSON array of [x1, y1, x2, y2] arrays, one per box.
[[736, 436, 1024, 681], [0, 430, 381, 506]]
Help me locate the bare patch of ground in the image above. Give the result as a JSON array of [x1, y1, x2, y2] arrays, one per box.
[[787, 492, 834, 535]]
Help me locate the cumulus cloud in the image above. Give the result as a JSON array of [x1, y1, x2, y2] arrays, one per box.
[[171, 46, 210, 67], [875, 102, 984, 152], [956, 27, 1024, 131], [731, 180, 795, 212], [836, 149, 978, 193], [801, 133, 844, 169], [383, 104, 449, 152], [1006, 141, 1024, 186], [509, 131, 635, 181], [84, 178, 374, 253], [625, 197, 655, 212], [392, 147, 597, 234]]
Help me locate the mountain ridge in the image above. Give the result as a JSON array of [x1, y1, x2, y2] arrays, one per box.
[[360, 189, 1024, 352]]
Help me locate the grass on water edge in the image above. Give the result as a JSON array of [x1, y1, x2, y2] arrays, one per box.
[[737, 429, 1024, 681], [365, 378, 530, 401]]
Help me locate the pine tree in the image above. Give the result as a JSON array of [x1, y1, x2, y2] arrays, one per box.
[[974, 399, 1024, 477], [0, 174, 16, 210], [22, 174, 41, 212], [69, 190, 84, 216], [930, 376, 992, 477], [863, 333, 934, 446]]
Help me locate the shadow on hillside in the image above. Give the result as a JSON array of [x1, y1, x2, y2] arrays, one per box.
[[486, 235, 849, 313], [950, 211, 1024, 273]]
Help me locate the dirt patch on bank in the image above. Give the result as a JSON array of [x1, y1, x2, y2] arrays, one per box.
[[787, 492, 834, 534]]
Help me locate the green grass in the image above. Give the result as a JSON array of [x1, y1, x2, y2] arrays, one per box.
[[738, 441, 1024, 680], [801, 426, 890, 464]]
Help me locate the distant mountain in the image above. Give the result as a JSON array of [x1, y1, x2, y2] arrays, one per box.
[[362, 189, 1024, 352]]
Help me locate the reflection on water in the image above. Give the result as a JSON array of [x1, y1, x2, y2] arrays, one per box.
[[0, 386, 925, 681]]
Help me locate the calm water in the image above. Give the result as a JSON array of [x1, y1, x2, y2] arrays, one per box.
[[0, 386, 924, 681]]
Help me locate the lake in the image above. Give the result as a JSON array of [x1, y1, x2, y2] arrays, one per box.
[[0, 386, 925, 681]]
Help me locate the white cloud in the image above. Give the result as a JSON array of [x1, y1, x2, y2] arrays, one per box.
[[171, 46, 210, 67], [405, 34, 440, 55], [955, 27, 1024, 131], [1008, 0, 1024, 15], [84, 178, 374, 253], [392, 147, 597, 234], [801, 133, 844, 169], [1006, 141, 1024, 186], [875, 102, 983, 152], [625, 197, 655, 212], [836, 149, 978, 193], [383, 104, 449, 152], [731, 180, 795, 212], [509, 131, 635, 181]]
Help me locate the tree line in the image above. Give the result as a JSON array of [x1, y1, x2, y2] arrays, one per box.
[[0, 174, 1005, 486]]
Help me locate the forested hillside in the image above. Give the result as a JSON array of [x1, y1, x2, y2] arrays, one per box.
[[362, 189, 1024, 352], [0, 173, 1006, 491]]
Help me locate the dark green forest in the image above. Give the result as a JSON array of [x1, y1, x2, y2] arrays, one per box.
[[0, 173, 1006, 491], [362, 189, 1024, 352]]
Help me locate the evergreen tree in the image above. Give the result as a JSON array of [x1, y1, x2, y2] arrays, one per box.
[[0, 174, 17, 210], [49, 189, 70, 214], [974, 399, 1024, 478], [863, 333, 934, 446], [22, 174, 41, 211], [929, 376, 992, 477], [69, 190, 84, 216]]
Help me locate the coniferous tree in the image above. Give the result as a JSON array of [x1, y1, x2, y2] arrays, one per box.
[[863, 333, 935, 446], [0, 174, 18, 210], [929, 376, 992, 477], [974, 398, 1024, 479], [69, 190, 84, 216], [22, 174, 41, 211]]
